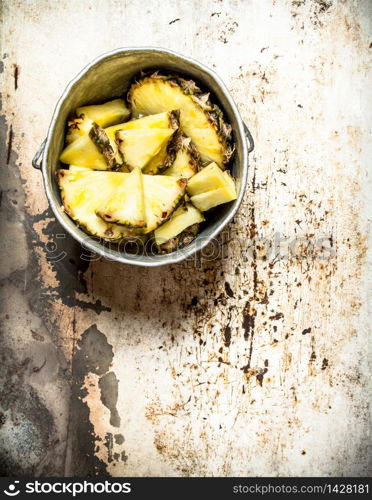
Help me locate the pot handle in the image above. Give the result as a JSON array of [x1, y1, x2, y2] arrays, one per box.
[[243, 123, 254, 153], [32, 139, 46, 170]]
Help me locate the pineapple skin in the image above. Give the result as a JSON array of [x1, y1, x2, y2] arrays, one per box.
[[89, 123, 120, 169], [128, 72, 235, 167]]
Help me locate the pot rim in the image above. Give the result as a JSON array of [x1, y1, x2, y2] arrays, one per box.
[[42, 47, 249, 267]]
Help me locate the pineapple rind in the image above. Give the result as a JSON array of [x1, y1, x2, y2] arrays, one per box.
[[89, 123, 119, 169]]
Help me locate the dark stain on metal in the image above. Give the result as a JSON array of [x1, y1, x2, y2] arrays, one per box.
[[68, 324, 118, 476], [168, 18, 180, 25], [223, 324, 232, 348], [302, 327, 312, 335], [256, 361, 269, 387], [13, 64, 19, 90], [242, 306, 255, 342], [32, 358, 46, 373], [6, 124, 13, 164], [104, 433, 114, 463], [30, 208, 110, 314], [269, 312, 284, 320], [98, 372, 121, 428], [321, 358, 329, 370], [0, 412, 6, 427], [0, 347, 57, 475], [224, 280, 234, 297], [31, 330, 45, 342], [114, 434, 124, 445]]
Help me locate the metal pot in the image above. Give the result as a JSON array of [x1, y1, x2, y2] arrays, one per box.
[[32, 48, 254, 267]]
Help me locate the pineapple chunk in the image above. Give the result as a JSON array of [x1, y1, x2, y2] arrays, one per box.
[[60, 134, 108, 169], [190, 171, 237, 211], [142, 175, 187, 232], [105, 110, 179, 142], [163, 135, 199, 179], [66, 114, 94, 144], [76, 99, 130, 127], [154, 203, 204, 246], [57, 169, 136, 240], [186, 162, 225, 195], [116, 128, 175, 170], [96, 168, 146, 228], [128, 74, 234, 166]]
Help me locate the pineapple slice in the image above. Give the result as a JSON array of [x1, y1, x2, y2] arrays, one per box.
[[128, 73, 234, 166], [105, 110, 179, 142], [142, 175, 187, 232], [66, 114, 93, 144], [58, 169, 186, 236], [76, 99, 130, 127], [60, 134, 109, 169], [106, 110, 179, 172], [163, 134, 199, 179], [57, 169, 136, 240], [116, 128, 175, 170], [187, 162, 226, 196], [154, 203, 204, 246], [96, 168, 146, 228], [190, 171, 237, 211]]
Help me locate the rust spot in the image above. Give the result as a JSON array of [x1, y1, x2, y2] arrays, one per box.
[[223, 325, 232, 347], [224, 281, 234, 297], [13, 63, 19, 90], [269, 312, 284, 320], [6, 124, 13, 165], [242, 307, 255, 341], [321, 358, 329, 370]]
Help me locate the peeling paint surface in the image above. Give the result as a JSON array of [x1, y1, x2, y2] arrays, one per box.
[[0, 0, 371, 477]]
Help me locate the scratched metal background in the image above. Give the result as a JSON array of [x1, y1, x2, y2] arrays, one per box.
[[0, 0, 371, 477]]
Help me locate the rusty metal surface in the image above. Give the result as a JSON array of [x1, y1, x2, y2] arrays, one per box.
[[0, 0, 371, 477]]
